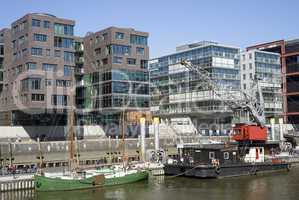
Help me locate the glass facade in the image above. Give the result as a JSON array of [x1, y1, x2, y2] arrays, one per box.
[[150, 42, 240, 116], [90, 69, 149, 110], [254, 51, 282, 117]]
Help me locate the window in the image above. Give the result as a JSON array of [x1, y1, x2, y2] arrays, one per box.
[[243, 74, 246, 80], [12, 25, 19, 34], [54, 23, 74, 36], [95, 36, 101, 43], [42, 63, 57, 71], [136, 47, 145, 55], [111, 45, 131, 55], [141, 60, 148, 69], [249, 53, 252, 59], [209, 152, 215, 159], [43, 21, 50, 29], [54, 50, 61, 57], [30, 78, 41, 90], [12, 40, 17, 49], [54, 37, 73, 48], [33, 34, 47, 42], [0, 45, 4, 55], [249, 63, 253, 69], [115, 32, 124, 40], [224, 152, 229, 160], [64, 65, 73, 76], [130, 35, 147, 45], [19, 21, 26, 31], [26, 62, 37, 70], [31, 47, 42, 56], [19, 36, 25, 45], [102, 58, 108, 65], [112, 56, 122, 64], [94, 48, 101, 56], [250, 73, 253, 79], [22, 48, 27, 57], [56, 80, 71, 87], [45, 79, 52, 86], [242, 64, 246, 70], [102, 33, 108, 40], [32, 19, 41, 27], [64, 52, 74, 63], [52, 95, 68, 105], [127, 58, 136, 65], [16, 65, 22, 74], [243, 84, 246, 90], [31, 94, 44, 101]]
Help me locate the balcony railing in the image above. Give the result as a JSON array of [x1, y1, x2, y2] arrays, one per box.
[[153, 105, 232, 116]]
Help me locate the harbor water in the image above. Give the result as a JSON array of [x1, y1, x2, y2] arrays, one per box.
[[3, 168, 299, 200]]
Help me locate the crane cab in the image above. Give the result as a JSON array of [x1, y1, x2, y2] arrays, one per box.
[[232, 124, 267, 142]]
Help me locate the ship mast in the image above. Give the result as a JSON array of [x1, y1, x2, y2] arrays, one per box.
[[68, 66, 78, 172], [121, 110, 127, 168]]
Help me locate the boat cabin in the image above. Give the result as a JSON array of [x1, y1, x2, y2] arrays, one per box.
[[176, 143, 240, 165]]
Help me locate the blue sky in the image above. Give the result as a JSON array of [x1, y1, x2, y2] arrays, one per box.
[[0, 0, 298, 57]]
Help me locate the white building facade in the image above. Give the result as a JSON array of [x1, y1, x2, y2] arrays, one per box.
[[240, 49, 282, 123]]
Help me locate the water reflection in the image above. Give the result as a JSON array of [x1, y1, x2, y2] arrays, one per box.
[[4, 169, 299, 200], [1, 189, 35, 200]]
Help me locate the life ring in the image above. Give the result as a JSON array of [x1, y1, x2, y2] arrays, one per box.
[[215, 167, 221, 174]]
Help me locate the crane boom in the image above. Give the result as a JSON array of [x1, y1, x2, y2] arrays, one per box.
[[180, 60, 265, 126], [180, 60, 267, 142]]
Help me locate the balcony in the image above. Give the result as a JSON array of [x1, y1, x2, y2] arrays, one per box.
[[75, 43, 84, 52], [75, 67, 84, 74]]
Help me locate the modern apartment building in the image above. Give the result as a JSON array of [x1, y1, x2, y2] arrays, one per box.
[[240, 49, 282, 122], [247, 40, 299, 128], [0, 13, 76, 126], [150, 41, 241, 136], [0, 28, 12, 125], [80, 27, 150, 136]]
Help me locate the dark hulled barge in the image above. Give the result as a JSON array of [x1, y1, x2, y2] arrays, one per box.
[[164, 142, 290, 178]]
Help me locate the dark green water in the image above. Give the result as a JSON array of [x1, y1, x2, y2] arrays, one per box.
[[3, 169, 299, 200]]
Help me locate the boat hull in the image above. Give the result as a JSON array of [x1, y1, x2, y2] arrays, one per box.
[[164, 163, 290, 178], [35, 171, 148, 192]]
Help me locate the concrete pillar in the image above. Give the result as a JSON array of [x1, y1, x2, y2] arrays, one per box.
[[154, 117, 160, 152], [140, 117, 146, 162], [279, 118, 284, 142]]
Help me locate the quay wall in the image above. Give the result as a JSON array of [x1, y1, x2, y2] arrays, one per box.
[[0, 136, 230, 167]]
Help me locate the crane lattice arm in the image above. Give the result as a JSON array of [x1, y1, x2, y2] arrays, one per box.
[[180, 60, 265, 127]]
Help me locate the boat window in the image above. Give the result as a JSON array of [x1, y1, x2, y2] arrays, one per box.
[[209, 152, 215, 159], [224, 152, 229, 160]]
